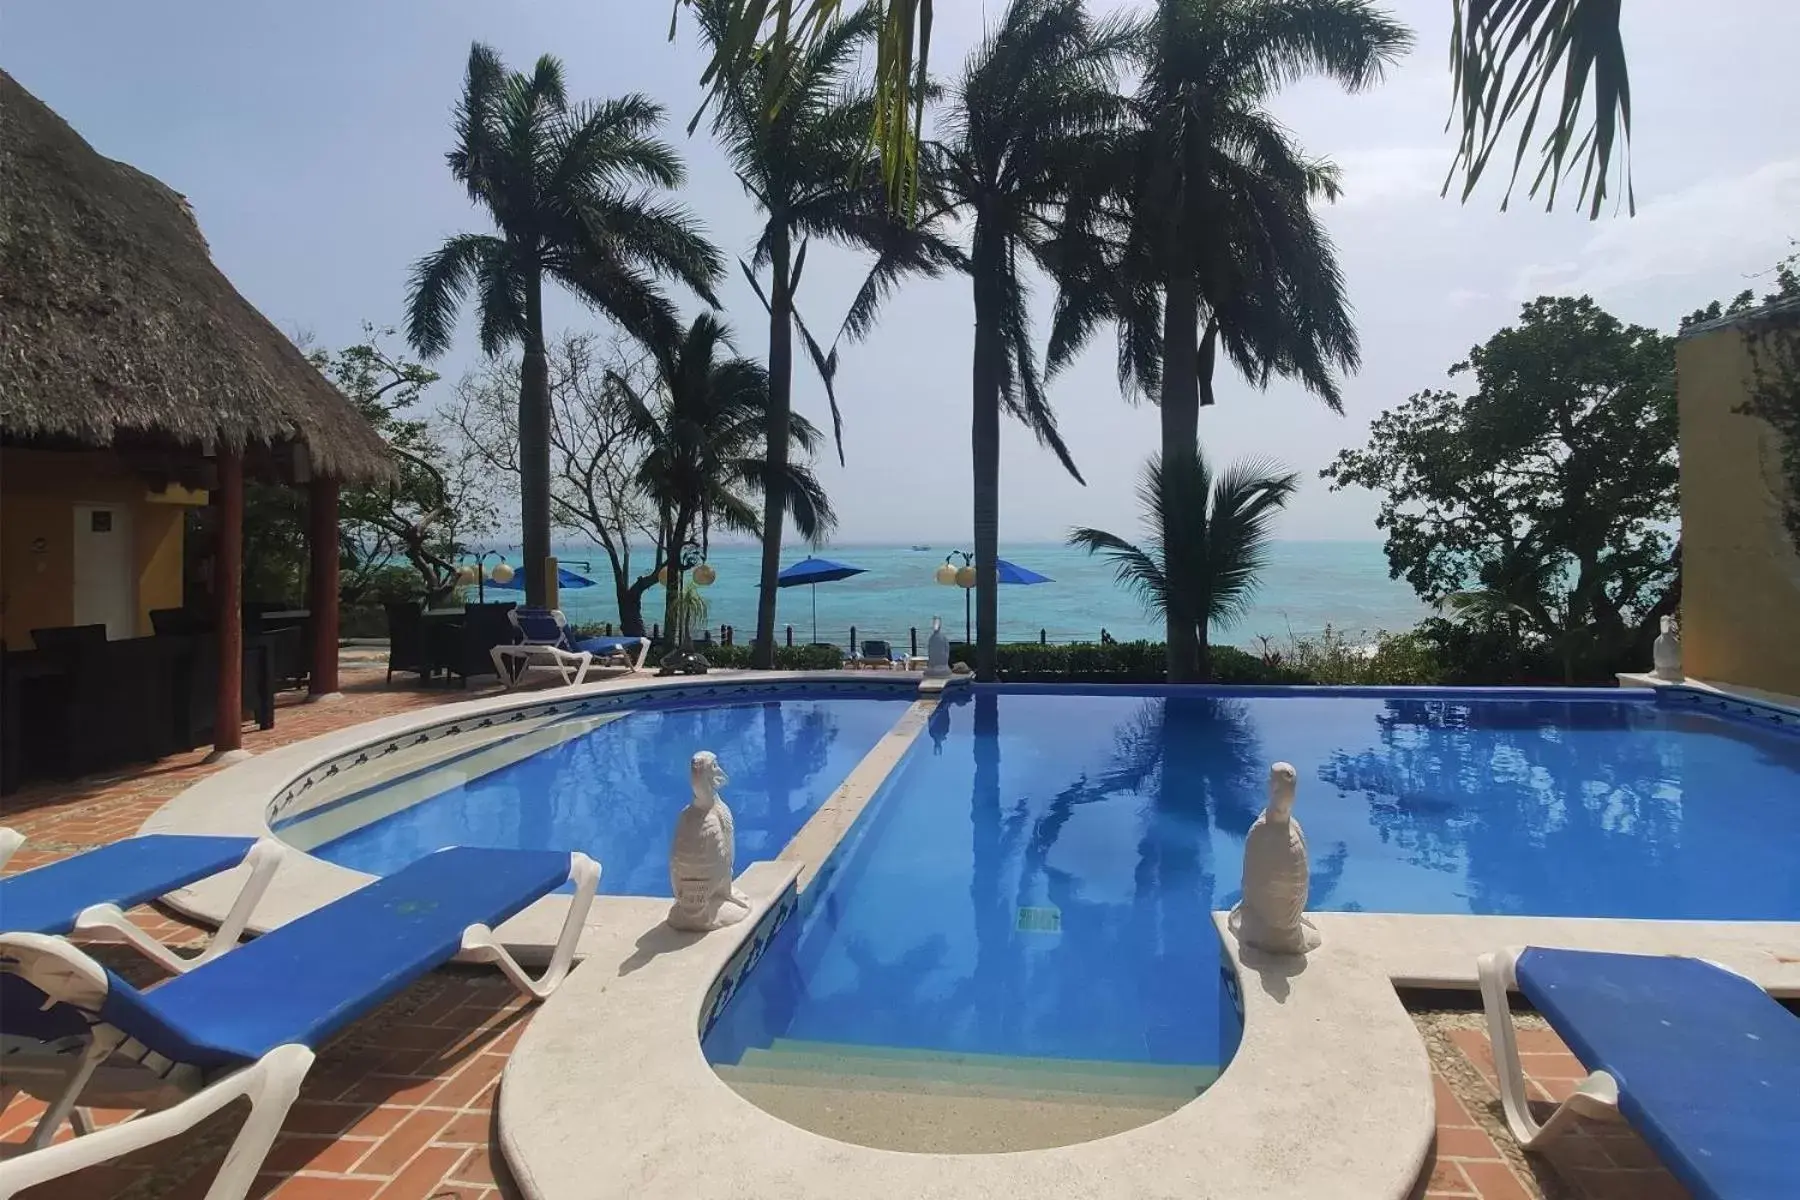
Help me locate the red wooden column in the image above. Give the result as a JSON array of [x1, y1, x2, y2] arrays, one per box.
[[210, 447, 247, 760], [308, 477, 341, 698]]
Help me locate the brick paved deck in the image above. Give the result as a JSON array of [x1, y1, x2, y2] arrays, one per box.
[[1, 668, 1689, 1200]]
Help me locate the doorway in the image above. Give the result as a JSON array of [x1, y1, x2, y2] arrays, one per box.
[[72, 503, 136, 638]]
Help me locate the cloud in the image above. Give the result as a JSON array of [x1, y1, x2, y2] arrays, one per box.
[[1330, 146, 1448, 209], [1512, 158, 1800, 300]]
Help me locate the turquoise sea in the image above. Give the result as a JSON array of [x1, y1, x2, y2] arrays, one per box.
[[474, 540, 1429, 650]]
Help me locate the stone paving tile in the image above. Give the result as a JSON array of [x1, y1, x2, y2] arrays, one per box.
[[0, 668, 1699, 1200]]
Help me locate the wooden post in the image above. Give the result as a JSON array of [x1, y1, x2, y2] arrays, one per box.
[[544, 556, 560, 612], [308, 477, 341, 698], [210, 448, 247, 760]]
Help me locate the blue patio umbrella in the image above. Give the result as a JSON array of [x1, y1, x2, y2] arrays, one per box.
[[995, 559, 1053, 586], [484, 564, 598, 593], [777, 556, 867, 644]]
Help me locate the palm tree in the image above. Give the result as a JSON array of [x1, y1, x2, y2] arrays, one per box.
[[691, 1, 956, 669], [613, 313, 835, 643], [1053, 0, 1406, 681], [932, 0, 1132, 682], [405, 44, 723, 608], [1070, 452, 1297, 681], [683, 1, 1628, 220]]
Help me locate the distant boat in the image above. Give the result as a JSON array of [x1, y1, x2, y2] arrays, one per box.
[[910, 544, 931, 551]]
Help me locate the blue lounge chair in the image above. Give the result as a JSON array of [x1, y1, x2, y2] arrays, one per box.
[[1479, 946, 1800, 1200], [0, 829, 284, 973], [0, 845, 599, 1200], [491, 607, 649, 687]]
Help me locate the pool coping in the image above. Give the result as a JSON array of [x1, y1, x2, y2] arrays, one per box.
[[498, 863, 1435, 1200]]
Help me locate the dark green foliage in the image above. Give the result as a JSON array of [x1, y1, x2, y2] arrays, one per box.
[[696, 642, 846, 670], [1324, 295, 1678, 681], [944, 640, 1307, 684]]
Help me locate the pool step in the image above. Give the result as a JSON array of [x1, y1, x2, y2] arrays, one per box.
[[713, 1039, 1219, 1153], [278, 712, 626, 849]]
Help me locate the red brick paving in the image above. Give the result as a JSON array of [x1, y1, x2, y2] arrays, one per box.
[[1, 667, 1691, 1199]]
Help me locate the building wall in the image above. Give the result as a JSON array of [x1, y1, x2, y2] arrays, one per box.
[[1677, 325, 1800, 696], [0, 447, 203, 646]]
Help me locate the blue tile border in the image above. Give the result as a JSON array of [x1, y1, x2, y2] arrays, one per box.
[[699, 878, 800, 1040], [1655, 684, 1800, 734]]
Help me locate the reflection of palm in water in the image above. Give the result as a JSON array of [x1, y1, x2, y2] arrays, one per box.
[[1316, 699, 1689, 915]]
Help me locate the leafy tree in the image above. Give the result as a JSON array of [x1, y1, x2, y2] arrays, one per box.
[[244, 328, 493, 607], [1070, 451, 1298, 680], [447, 332, 666, 634], [406, 44, 722, 609], [1053, 0, 1407, 683], [611, 314, 836, 641], [1323, 295, 1679, 680], [932, 0, 1130, 681], [690, 0, 955, 668]]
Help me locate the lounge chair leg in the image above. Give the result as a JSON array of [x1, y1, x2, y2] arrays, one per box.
[[0, 827, 23, 871], [28, 1029, 118, 1150], [459, 853, 601, 1000], [204, 1046, 314, 1200], [69, 1108, 94, 1137], [1477, 949, 1620, 1149]]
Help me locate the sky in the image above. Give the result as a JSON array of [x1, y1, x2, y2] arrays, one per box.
[[6, 1, 1797, 546]]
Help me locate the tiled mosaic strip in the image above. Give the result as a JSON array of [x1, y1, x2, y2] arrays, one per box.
[[265, 677, 917, 825], [698, 878, 800, 1040], [1657, 685, 1800, 733]]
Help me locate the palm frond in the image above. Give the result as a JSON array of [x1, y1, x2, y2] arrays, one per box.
[[404, 233, 507, 359], [1447, 0, 1633, 219], [1068, 526, 1168, 618]]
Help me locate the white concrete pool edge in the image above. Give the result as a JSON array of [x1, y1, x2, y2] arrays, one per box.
[[498, 866, 1435, 1200], [140, 670, 926, 959]]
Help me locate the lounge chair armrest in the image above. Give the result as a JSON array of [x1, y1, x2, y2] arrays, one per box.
[[0, 826, 24, 871], [459, 852, 601, 1001], [69, 838, 286, 974], [0, 932, 110, 1010], [1478, 946, 1620, 1149]]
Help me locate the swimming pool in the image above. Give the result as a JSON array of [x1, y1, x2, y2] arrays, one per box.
[[704, 685, 1800, 1098], [290, 692, 913, 895]]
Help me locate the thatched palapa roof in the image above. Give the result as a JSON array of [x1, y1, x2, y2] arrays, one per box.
[[0, 69, 395, 484]]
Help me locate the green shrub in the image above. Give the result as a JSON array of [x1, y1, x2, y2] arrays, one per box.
[[1270, 624, 1443, 686], [944, 640, 1308, 684], [702, 643, 846, 670]]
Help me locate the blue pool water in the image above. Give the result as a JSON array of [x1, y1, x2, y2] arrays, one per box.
[[705, 686, 1800, 1071], [309, 694, 912, 895]]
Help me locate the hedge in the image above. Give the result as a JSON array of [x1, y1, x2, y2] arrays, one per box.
[[695, 643, 846, 670], [944, 640, 1310, 684]]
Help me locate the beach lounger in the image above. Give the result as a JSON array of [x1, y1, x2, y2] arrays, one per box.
[[0, 845, 599, 1198], [0, 830, 284, 973], [491, 607, 648, 687], [850, 639, 897, 670], [1478, 946, 1800, 1200]]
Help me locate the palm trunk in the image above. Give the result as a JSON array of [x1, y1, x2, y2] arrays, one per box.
[[753, 226, 795, 669], [663, 511, 691, 652], [519, 271, 553, 610], [1160, 269, 1202, 683], [971, 228, 1004, 683]]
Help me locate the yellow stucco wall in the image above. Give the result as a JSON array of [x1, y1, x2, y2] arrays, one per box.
[[1677, 325, 1800, 695], [0, 448, 201, 645]]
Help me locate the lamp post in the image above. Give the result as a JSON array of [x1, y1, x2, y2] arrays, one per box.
[[457, 551, 513, 604], [936, 550, 976, 644]]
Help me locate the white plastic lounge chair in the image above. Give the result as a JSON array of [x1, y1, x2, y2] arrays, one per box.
[[1478, 946, 1800, 1200], [490, 607, 650, 688], [0, 830, 284, 973], [0, 845, 599, 1200]]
